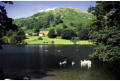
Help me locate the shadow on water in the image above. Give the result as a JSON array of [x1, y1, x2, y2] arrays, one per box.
[[0, 68, 4, 80], [0, 45, 69, 79], [89, 60, 120, 80], [0, 45, 120, 80], [0, 45, 2, 50]]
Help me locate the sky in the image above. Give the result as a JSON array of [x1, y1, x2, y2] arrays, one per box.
[[0, 1, 96, 19]]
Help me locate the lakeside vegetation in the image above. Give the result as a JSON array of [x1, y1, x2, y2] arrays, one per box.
[[13, 7, 95, 45], [88, 2, 120, 62], [0, 1, 120, 80], [0, 2, 25, 45], [24, 36, 93, 45], [0, 1, 120, 63]]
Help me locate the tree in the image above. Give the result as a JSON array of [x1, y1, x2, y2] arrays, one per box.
[[16, 29, 26, 43], [56, 28, 62, 36], [0, 1, 17, 45], [6, 29, 26, 44], [63, 24, 67, 29], [77, 24, 89, 40], [78, 28, 89, 40], [48, 29, 56, 38], [77, 24, 83, 31], [88, 1, 120, 62], [54, 15, 63, 25], [34, 28, 40, 35], [61, 29, 77, 39]]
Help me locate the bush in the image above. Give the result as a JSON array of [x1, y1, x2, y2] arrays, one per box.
[[78, 28, 89, 40], [38, 37, 43, 40], [63, 24, 67, 29], [56, 28, 62, 36], [48, 29, 56, 38], [2, 36, 9, 44], [51, 40, 54, 44], [61, 29, 77, 40], [6, 29, 26, 45]]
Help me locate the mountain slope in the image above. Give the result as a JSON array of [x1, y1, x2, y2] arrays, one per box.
[[14, 7, 95, 33]]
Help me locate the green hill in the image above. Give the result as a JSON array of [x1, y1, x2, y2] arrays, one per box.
[[14, 7, 95, 33]]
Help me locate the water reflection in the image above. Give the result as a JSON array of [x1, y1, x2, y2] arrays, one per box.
[[80, 60, 91, 69], [0, 45, 120, 80], [0, 68, 4, 80]]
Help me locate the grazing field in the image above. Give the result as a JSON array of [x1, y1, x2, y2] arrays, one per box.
[[24, 36, 93, 45]]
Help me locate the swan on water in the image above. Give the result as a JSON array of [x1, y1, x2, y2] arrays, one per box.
[[72, 61, 75, 66], [80, 60, 91, 69], [59, 60, 67, 66]]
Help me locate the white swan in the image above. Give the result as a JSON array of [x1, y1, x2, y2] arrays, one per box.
[[72, 61, 75, 66], [80, 60, 91, 69], [59, 60, 67, 66]]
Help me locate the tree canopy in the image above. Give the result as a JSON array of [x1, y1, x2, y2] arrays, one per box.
[[48, 29, 56, 38], [0, 1, 25, 45], [88, 1, 120, 62]]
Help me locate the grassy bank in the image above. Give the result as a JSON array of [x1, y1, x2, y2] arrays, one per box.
[[24, 36, 93, 45]]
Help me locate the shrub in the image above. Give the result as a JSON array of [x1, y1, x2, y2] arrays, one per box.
[[61, 29, 77, 40], [56, 28, 62, 36], [78, 28, 89, 40], [63, 24, 67, 29], [38, 37, 43, 40], [2, 36, 9, 44], [48, 29, 56, 38], [51, 40, 54, 44]]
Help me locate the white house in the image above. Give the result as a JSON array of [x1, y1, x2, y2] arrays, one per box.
[[39, 33, 44, 37]]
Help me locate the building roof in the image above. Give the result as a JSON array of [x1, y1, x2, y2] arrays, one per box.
[[39, 31, 48, 35]]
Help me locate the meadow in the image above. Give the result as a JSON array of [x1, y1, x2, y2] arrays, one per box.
[[24, 36, 93, 45]]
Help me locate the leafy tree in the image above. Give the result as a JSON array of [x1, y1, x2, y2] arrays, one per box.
[[78, 28, 89, 40], [16, 29, 26, 42], [63, 24, 67, 29], [1, 36, 9, 44], [61, 29, 77, 39], [0, 1, 17, 46], [77, 24, 83, 31], [6, 29, 25, 44], [54, 15, 63, 25], [34, 28, 40, 35], [88, 1, 120, 62], [48, 29, 56, 38], [56, 28, 62, 36], [77, 24, 89, 40]]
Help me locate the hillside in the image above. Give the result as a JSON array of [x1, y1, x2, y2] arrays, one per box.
[[14, 7, 95, 33]]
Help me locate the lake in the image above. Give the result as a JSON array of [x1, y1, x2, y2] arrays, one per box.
[[0, 45, 120, 80]]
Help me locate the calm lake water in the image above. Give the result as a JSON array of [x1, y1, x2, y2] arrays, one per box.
[[0, 45, 120, 80]]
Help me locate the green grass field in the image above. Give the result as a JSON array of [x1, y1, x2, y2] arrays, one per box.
[[24, 36, 93, 45]]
